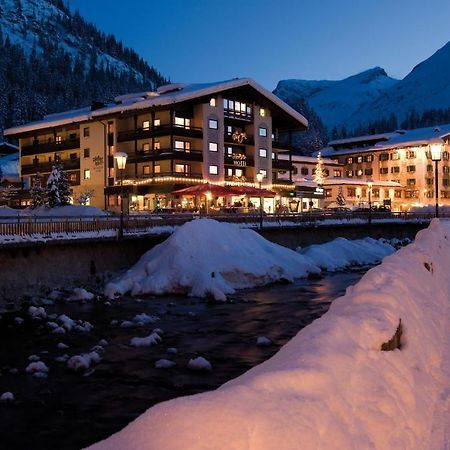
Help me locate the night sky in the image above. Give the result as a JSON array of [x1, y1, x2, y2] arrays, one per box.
[[67, 0, 450, 89]]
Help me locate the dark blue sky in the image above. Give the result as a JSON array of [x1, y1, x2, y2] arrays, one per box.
[[68, 0, 450, 90]]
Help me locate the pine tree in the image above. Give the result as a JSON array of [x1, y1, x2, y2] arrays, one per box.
[[77, 189, 94, 206], [46, 163, 71, 207], [30, 173, 46, 208], [336, 186, 346, 206], [313, 152, 327, 186]]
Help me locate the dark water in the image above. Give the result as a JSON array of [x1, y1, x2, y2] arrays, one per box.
[[0, 270, 365, 450]]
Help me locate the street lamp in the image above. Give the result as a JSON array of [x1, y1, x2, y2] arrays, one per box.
[[205, 191, 212, 215], [256, 171, 264, 229], [429, 137, 444, 218], [114, 151, 128, 239], [367, 180, 373, 228]]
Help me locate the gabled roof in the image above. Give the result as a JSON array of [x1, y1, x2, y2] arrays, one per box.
[[4, 78, 308, 136], [0, 141, 19, 155]]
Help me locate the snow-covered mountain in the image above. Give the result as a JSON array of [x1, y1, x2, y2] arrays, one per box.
[[275, 40, 450, 133], [0, 0, 167, 130], [274, 68, 398, 131]]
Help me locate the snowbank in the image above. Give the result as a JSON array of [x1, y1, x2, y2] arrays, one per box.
[[105, 219, 319, 301], [89, 219, 450, 450], [24, 205, 108, 217], [298, 237, 395, 271]]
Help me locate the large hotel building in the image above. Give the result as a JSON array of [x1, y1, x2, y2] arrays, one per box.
[[4, 78, 309, 211]]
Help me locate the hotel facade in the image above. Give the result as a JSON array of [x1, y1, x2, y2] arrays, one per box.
[[4, 79, 307, 211]]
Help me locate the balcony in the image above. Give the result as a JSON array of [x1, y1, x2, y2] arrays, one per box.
[[272, 159, 293, 170], [272, 139, 293, 150], [117, 124, 203, 143], [127, 148, 203, 163], [21, 158, 81, 175], [224, 132, 254, 146], [22, 138, 80, 156], [224, 109, 254, 122]]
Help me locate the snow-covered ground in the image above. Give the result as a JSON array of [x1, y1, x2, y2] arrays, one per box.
[[89, 219, 450, 450], [105, 219, 320, 301]]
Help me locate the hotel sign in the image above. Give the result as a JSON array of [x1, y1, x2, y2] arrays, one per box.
[[232, 153, 247, 166]]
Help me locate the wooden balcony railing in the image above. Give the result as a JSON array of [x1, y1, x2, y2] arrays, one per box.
[[22, 138, 81, 156], [21, 158, 81, 175], [117, 124, 203, 143]]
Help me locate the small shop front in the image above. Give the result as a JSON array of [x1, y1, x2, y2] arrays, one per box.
[[276, 185, 324, 213]]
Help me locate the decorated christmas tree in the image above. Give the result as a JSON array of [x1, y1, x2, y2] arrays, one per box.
[[30, 173, 46, 208], [313, 152, 327, 186]]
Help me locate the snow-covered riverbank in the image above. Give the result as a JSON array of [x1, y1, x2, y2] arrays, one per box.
[[91, 219, 450, 450]]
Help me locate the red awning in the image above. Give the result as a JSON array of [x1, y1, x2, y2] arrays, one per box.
[[230, 186, 277, 197], [172, 183, 239, 197]]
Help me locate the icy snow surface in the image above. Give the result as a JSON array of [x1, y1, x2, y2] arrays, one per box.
[[90, 219, 450, 450], [104, 219, 320, 301]]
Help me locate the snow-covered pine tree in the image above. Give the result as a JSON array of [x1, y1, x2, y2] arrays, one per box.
[[30, 173, 46, 208], [313, 151, 327, 186], [336, 186, 346, 206], [77, 190, 94, 206], [46, 163, 71, 207]]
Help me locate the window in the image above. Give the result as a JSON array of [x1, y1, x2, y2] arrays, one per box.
[[209, 142, 218, 152], [175, 117, 190, 128], [356, 169, 363, 176], [260, 169, 267, 178], [107, 121, 114, 133], [365, 155, 373, 162], [380, 167, 389, 174], [259, 127, 267, 137], [346, 157, 353, 164], [347, 188, 356, 197], [154, 164, 161, 173], [364, 168, 373, 175], [142, 120, 150, 130], [260, 108, 266, 117], [325, 189, 332, 198], [444, 151, 449, 160], [380, 153, 389, 161], [372, 188, 380, 198], [444, 166, 450, 174], [210, 98, 216, 107], [143, 165, 150, 175], [84, 169, 91, 180], [69, 173, 77, 182], [346, 170, 353, 177], [83, 127, 90, 137], [259, 148, 267, 158], [356, 156, 363, 163], [142, 143, 150, 152], [301, 167, 309, 175], [209, 119, 218, 129], [209, 165, 218, 175], [175, 164, 188, 173], [227, 168, 233, 176], [56, 135, 62, 144], [333, 169, 342, 177], [444, 179, 450, 186], [394, 190, 402, 198], [70, 153, 77, 160], [226, 147, 233, 155], [83, 148, 90, 158], [272, 152, 275, 159], [391, 152, 400, 160], [175, 140, 190, 151], [407, 165, 416, 172], [153, 118, 161, 127], [226, 125, 233, 135], [154, 141, 161, 150], [235, 168, 243, 177], [406, 150, 416, 159], [391, 166, 400, 173], [407, 178, 416, 186], [427, 164, 433, 172], [69, 133, 76, 140], [426, 178, 434, 185]]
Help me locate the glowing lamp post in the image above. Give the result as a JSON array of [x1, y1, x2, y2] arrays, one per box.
[[256, 171, 264, 229], [205, 191, 212, 215], [367, 180, 373, 229], [114, 151, 128, 240], [429, 138, 444, 218]]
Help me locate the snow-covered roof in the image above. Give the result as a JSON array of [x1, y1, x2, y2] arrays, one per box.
[[0, 141, 19, 154], [328, 132, 394, 147], [4, 78, 308, 136], [323, 178, 402, 188], [279, 154, 342, 165], [322, 124, 450, 157]]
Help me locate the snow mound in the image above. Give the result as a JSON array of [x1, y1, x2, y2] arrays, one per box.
[[24, 205, 108, 217], [187, 357, 212, 372], [67, 351, 101, 371], [25, 361, 49, 378], [256, 336, 272, 347], [298, 237, 395, 271], [28, 306, 47, 320], [155, 359, 176, 369], [88, 219, 450, 450], [0, 392, 14, 403], [105, 219, 319, 301], [130, 332, 162, 347], [68, 288, 95, 301]]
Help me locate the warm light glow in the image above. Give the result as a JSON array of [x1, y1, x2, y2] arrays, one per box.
[[114, 151, 128, 170], [367, 180, 373, 191], [429, 137, 444, 161], [256, 172, 264, 183], [205, 191, 212, 201]]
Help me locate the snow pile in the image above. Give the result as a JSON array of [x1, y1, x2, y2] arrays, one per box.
[[24, 205, 108, 217], [28, 306, 47, 320], [119, 313, 159, 328], [0, 392, 14, 403], [67, 351, 101, 372], [47, 315, 93, 334], [89, 219, 450, 450], [155, 359, 176, 369], [105, 219, 319, 301], [67, 288, 95, 302], [130, 332, 162, 347], [187, 357, 212, 372], [25, 361, 49, 378], [298, 237, 395, 271]]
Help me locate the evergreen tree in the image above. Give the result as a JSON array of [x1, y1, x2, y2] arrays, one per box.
[[313, 152, 327, 186], [30, 173, 46, 208], [46, 163, 70, 207], [336, 186, 346, 206]]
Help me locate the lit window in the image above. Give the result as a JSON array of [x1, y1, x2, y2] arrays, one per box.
[[84, 169, 91, 180], [210, 98, 216, 107], [347, 157, 353, 164], [260, 169, 267, 178], [143, 143, 150, 152], [272, 152, 275, 159], [107, 121, 114, 133], [56, 135, 62, 144], [356, 169, 363, 176], [209, 165, 218, 175], [356, 156, 363, 163], [209, 119, 218, 129], [259, 127, 267, 137], [175, 164, 185, 173], [153, 119, 161, 127], [83, 127, 90, 137], [175, 140, 185, 149], [142, 120, 150, 130], [226, 147, 233, 155], [260, 108, 266, 117], [69, 173, 77, 182], [259, 148, 267, 158], [175, 117, 190, 128], [235, 168, 243, 177], [154, 141, 161, 150], [227, 168, 233, 176], [143, 165, 150, 175], [83, 148, 90, 158], [333, 170, 342, 177], [209, 142, 218, 152], [154, 164, 161, 174]]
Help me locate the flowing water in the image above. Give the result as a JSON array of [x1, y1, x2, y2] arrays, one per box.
[[0, 269, 366, 450]]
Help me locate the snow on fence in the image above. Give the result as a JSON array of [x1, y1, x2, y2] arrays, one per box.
[[0, 211, 438, 238]]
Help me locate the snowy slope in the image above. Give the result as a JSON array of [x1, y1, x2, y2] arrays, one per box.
[[90, 219, 450, 450], [274, 67, 399, 130]]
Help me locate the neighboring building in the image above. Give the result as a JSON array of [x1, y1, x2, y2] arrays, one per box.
[[320, 125, 450, 210], [4, 78, 307, 211], [0, 142, 19, 156]]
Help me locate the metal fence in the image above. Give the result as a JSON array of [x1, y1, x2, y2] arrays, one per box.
[[0, 211, 441, 238]]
